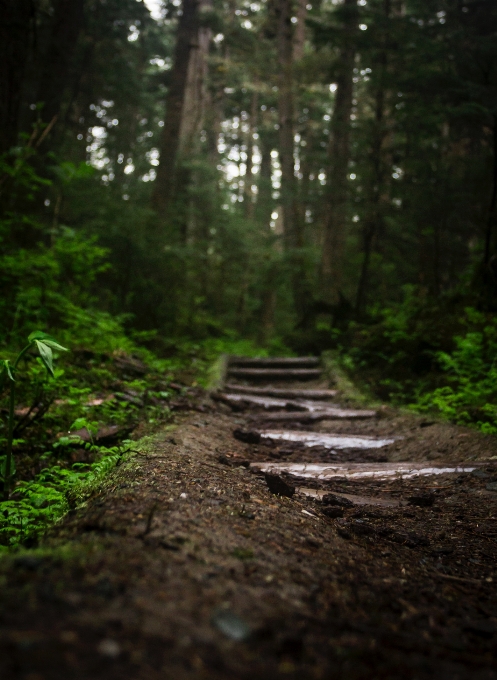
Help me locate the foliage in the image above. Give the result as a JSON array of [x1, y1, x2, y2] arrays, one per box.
[[1, 331, 67, 500], [338, 298, 497, 434], [0, 444, 123, 550], [412, 311, 497, 434]]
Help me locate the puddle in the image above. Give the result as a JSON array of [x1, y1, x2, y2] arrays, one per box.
[[250, 461, 477, 480], [222, 393, 339, 412], [260, 430, 395, 449], [299, 487, 404, 507]]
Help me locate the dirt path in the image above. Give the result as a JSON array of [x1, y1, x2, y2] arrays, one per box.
[[1, 356, 496, 679]]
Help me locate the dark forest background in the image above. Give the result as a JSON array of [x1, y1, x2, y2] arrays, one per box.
[[2, 0, 497, 433]]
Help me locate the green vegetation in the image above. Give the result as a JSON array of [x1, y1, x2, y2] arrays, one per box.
[[1, 0, 497, 547], [1, 331, 67, 500]]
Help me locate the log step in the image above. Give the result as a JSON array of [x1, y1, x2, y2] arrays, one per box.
[[224, 385, 337, 400], [249, 408, 376, 422], [227, 368, 322, 381], [217, 393, 339, 412], [229, 356, 320, 368]]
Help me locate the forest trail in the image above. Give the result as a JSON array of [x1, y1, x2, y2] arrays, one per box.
[[1, 356, 497, 680]]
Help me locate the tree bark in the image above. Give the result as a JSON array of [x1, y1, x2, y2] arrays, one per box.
[[35, 0, 86, 132], [0, 0, 33, 154], [276, 0, 297, 252], [320, 0, 358, 306], [292, 0, 307, 61], [355, 52, 387, 314], [152, 0, 211, 217]]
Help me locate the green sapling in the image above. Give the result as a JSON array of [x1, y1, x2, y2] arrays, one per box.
[[1, 331, 68, 500]]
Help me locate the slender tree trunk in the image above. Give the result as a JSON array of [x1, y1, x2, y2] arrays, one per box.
[[355, 51, 388, 315], [152, 0, 200, 216], [292, 0, 307, 61], [245, 90, 259, 218], [0, 0, 33, 154], [276, 0, 297, 251], [35, 0, 86, 134], [320, 0, 357, 305], [483, 116, 497, 270], [276, 0, 310, 318], [179, 1, 212, 156]]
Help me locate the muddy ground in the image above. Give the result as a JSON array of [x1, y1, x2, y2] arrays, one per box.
[[0, 378, 496, 679]]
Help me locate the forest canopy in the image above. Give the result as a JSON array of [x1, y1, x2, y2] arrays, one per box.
[[1, 0, 497, 430]]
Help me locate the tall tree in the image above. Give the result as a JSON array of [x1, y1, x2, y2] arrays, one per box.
[[153, 0, 211, 220], [0, 0, 33, 154], [35, 0, 86, 136], [320, 0, 358, 306]]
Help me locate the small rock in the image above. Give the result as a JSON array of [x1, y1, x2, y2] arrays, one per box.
[[336, 526, 351, 539], [212, 609, 251, 641], [305, 536, 322, 548], [348, 519, 375, 536], [321, 507, 344, 519], [408, 493, 435, 507], [97, 638, 121, 658], [486, 482, 497, 492], [233, 429, 261, 444], [264, 472, 295, 497], [463, 620, 496, 639], [472, 470, 489, 479], [321, 493, 354, 507]]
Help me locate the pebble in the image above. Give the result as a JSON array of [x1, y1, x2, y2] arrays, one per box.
[[97, 638, 121, 658], [264, 472, 295, 497]]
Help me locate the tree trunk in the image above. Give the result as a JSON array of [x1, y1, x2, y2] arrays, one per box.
[[152, 0, 211, 218], [276, 0, 297, 252], [245, 90, 259, 218], [152, 0, 200, 215], [355, 53, 388, 314], [320, 0, 357, 306], [35, 0, 86, 133], [292, 0, 307, 61], [276, 0, 310, 318], [0, 0, 33, 154]]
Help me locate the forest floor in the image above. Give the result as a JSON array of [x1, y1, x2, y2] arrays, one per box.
[[1, 364, 497, 680]]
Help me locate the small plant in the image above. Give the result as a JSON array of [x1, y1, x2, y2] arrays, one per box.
[[1, 331, 68, 500]]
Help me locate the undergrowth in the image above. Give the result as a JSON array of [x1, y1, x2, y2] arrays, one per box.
[[0, 320, 286, 550], [337, 292, 497, 435]]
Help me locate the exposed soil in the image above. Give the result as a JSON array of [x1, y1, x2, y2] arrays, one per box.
[[0, 366, 496, 680]]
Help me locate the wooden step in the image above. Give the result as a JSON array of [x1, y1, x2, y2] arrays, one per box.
[[227, 368, 322, 381], [224, 384, 337, 400], [249, 408, 376, 422], [229, 356, 320, 368], [216, 393, 338, 412]]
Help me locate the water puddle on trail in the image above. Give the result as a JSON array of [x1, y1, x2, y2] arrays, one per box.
[[260, 430, 396, 449], [250, 461, 477, 480]]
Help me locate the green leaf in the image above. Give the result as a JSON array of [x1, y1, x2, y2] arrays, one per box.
[[34, 340, 54, 377], [0, 455, 16, 482], [39, 339, 68, 352], [28, 331, 68, 352], [2, 360, 15, 382]]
